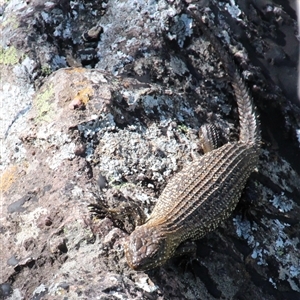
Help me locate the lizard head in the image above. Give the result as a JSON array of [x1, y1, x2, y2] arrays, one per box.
[[124, 225, 171, 271]]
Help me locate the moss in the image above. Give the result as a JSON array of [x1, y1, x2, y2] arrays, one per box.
[[0, 46, 19, 65], [34, 84, 55, 123]]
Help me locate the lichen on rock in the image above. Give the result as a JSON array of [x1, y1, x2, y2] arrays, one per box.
[[1, 0, 300, 299]]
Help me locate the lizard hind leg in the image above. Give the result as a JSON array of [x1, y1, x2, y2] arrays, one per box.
[[199, 123, 224, 153]]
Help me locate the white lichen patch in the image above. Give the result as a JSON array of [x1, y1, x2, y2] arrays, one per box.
[[251, 243, 268, 266], [279, 265, 300, 292], [32, 284, 47, 297], [95, 0, 180, 72], [0, 57, 35, 169], [36, 129, 76, 170], [233, 215, 257, 247], [71, 185, 84, 198], [223, 0, 242, 21], [95, 119, 193, 186], [135, 275, 159, 293], [168, 13, 193, 48], [269, 277, 277, 289], [138, 91, 196, 123], [77, 113, 117, 161], [296, 129, 300, 146], [46, 142, 76, 170], [6, 288, 22, 300], [1, 136, 27, 170], [260, 149, 300, 193], [234, 213, 300, 291], [269, 193, 293, 213], [14, 207, 48, 245], [289, 266, 300, 277]]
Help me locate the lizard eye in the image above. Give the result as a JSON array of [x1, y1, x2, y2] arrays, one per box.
[[146, 243, 157, 256], [146, 241, 164, 258], [133, 236, 143, 251]]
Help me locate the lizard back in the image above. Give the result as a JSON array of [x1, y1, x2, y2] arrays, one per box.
[[147, 142, 258, 240]]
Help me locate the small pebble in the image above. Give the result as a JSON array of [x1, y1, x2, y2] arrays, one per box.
[[69, 98, 83, 109], [97, 174, 108, 189], [7, 256, 19, 266], [82, 25, 103, 42], [0, 283, 13, 297], [74, 143, 86, 156], [44, 216, 53, 226]]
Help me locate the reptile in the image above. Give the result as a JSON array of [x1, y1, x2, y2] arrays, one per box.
[[122, 9, 261, 271]]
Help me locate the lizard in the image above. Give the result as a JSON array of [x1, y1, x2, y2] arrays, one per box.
[[123, 8, 261, 271]]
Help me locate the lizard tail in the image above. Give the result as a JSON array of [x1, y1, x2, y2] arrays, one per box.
[[188, 8, 261, 147]]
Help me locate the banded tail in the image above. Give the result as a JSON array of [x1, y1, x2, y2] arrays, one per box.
[[188, 8, 261, 147]]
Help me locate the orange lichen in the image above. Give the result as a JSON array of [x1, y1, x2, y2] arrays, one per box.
[[72, 86, 94, 106], [66, 67, 86, 74], [0, 165, 18, 192]]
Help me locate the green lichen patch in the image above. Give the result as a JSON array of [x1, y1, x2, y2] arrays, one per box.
[[41, 64, 52, 76], [34, 84, 55, 123], [177, 124, 189, 133], [0, 46, 19, 65], [1, 14, 19, 29]]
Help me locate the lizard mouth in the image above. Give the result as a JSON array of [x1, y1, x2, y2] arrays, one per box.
[[124, 235, 150, 271]]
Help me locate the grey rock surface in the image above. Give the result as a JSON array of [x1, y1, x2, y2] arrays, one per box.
[[1, 0, 300, 299]]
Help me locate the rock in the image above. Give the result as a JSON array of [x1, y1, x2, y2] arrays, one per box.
[[1, 1, 300, 299]]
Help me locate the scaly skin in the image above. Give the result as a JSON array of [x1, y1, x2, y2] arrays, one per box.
[[124, 9, 260, 271]]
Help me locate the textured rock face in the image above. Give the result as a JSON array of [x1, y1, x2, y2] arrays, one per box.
[[1, 1, 300, 299]]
